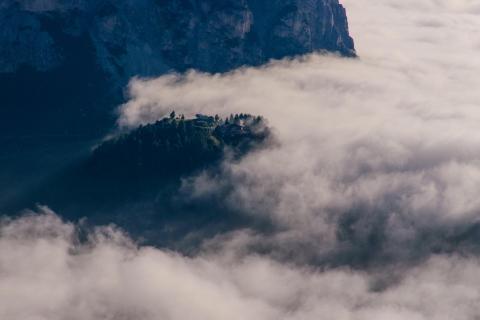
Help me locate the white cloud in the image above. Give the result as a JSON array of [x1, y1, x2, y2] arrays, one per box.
[[115, 0, 480, 264], [2, 211, 480, 320]]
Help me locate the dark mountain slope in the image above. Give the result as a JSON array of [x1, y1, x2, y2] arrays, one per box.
[[5, 113, 272, 248]]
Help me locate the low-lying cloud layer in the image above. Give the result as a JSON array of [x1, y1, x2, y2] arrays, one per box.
[[4, 0, 480, 319], [2, 211, 480, 320]]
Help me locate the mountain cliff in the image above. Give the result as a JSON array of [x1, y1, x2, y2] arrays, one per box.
[[0, 0, 355, 136], [1, 0, 355, 74]]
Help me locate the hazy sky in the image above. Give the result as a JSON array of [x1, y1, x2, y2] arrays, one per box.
[[3, 1, 480, 319]]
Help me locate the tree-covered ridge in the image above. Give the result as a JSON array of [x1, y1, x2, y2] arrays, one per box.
[[88, 112, 270, 179]]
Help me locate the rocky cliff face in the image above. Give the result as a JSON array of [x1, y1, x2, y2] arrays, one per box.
[[0, 0, 354, 135]]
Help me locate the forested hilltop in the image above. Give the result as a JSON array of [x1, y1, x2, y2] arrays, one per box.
[[88, 112, 270, 180]]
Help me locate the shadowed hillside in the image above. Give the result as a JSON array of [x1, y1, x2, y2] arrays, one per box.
[[6, 113, 272, 249]]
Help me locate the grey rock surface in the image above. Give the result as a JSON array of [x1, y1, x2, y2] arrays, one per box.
[[1, 0, 355, 78]]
